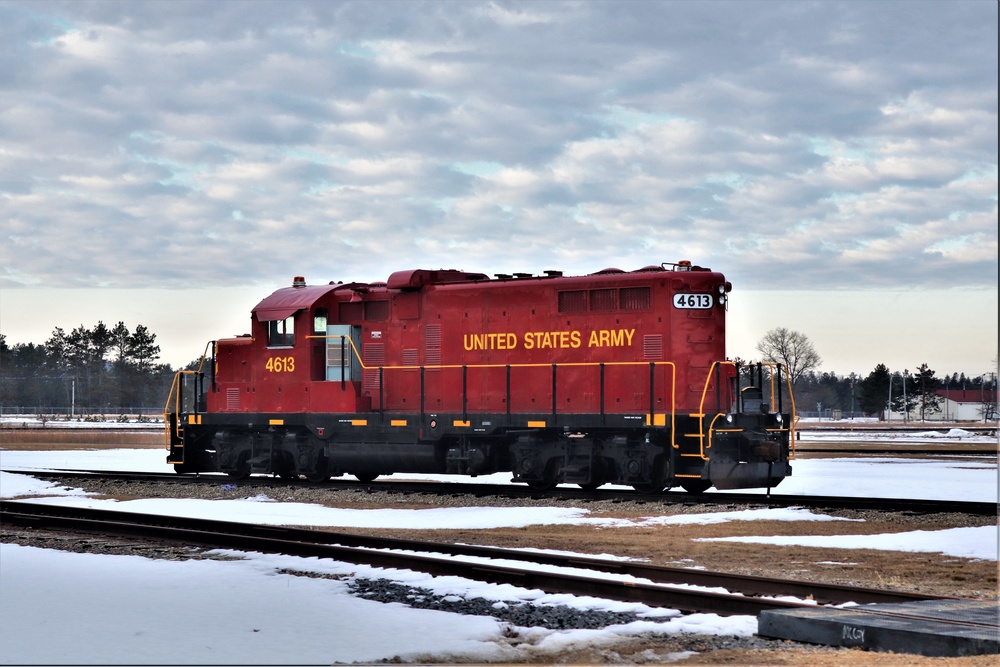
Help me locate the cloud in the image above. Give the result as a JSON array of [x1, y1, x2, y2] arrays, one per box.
[[0, 0, 996, 291]]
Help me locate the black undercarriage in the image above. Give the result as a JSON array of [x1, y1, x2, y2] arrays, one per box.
[[167, 410, 792, 493]]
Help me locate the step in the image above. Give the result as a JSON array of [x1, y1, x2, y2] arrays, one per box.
[[758, 599, 999, 657]]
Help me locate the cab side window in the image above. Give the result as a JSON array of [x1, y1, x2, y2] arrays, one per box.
[[313, 308, 328, 334], [267, 316, 295, 347]]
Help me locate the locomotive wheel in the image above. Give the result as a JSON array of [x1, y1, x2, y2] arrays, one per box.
[[524, 459, 559, 492], [680, 480, 711, 494], [226, 454, 251, 480], [354, 471, 379, 483], [305, 458, 330, 483], [631, 483, 666, 494], [578, 482, 604, 491]]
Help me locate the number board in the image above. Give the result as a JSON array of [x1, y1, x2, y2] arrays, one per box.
[[672, 293, 713, 309]]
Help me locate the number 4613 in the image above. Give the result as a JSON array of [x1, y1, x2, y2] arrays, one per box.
[[266, 356, 295, 373]]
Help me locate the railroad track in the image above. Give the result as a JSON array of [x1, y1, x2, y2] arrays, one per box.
[[800, 425, 997, 434], [6, 468, 997, 516], [1, 500, 957, 618], [796, 447, 994, 456]]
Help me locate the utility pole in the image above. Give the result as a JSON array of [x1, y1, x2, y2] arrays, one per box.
[[903, 370, 909, 422], [849, 373, 856, 420], [887, 372, 893, 423], [920, 372, 925, 422]]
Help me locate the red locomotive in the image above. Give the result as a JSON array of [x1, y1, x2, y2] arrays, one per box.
[[165, 261, 797, 492]]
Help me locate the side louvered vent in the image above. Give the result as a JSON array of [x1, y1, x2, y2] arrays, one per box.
[[363, 343, 385, 392], [226, 388, 241, 411], [425, 324, 441, 371], [643, 334, 663, 361]]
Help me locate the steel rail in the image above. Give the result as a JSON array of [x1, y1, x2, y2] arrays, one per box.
[[2, 501, 956, 614], [4, 469, 997, 516], [796, 448, 993, 455], [2, 500, 797, 616]]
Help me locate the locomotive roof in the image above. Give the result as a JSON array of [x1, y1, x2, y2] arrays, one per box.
[[254, 262, 715, 320], [253, 283, 343, 321], [252, 269, 491, 321], [386, 268, 490, 289]]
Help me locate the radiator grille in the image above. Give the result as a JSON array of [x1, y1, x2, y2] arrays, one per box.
[[558, 290, 587, 313], [621, 286, 651, 310]]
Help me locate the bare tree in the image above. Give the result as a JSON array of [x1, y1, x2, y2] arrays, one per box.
[[755, 327, 822, 387]]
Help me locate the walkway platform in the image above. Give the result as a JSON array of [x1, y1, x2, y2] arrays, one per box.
[[758, 599, 999, 657]]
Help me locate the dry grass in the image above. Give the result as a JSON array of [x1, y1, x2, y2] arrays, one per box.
[[341, 517, 997, 600], [294, 485, 998, 600], [0, 429, 162, 449], [670, 648, 1000, 666]]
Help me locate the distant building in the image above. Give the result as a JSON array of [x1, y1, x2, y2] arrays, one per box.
[[888, 388, 998, 422]]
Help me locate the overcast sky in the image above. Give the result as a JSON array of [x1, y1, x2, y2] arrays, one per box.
[[1, 1, 997, 376]]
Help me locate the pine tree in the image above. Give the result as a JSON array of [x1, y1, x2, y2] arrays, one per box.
[[912, 363, 942, 421], [859, 364, 891, 418], [127, 325, 162, 405]]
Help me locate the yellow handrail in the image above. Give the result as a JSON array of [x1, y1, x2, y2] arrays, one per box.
[[311, 334, 681, 442], [184, 335, 801, 463], [163, 340, 219, 449], [692, 360, 798, 460]]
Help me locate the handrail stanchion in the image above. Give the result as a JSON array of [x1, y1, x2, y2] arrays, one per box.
[[649, 362, 655, 425], [776, 364, 783, 413], [419, 366, 425, 425], [462, 365, 468, 423], [715, 363, 721, 414], [505, 364, 511, 425], [599, 363, 605, 425], [340, 335, 346, 391], [551, 364, 557, 419]]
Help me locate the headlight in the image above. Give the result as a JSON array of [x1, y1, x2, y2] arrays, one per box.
[[776, 414, 783, 424], [717, 284, 726, 294]]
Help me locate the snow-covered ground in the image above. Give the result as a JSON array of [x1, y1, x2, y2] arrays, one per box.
[[0, 432, 997, 665], [799, 424, 998, 443]]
